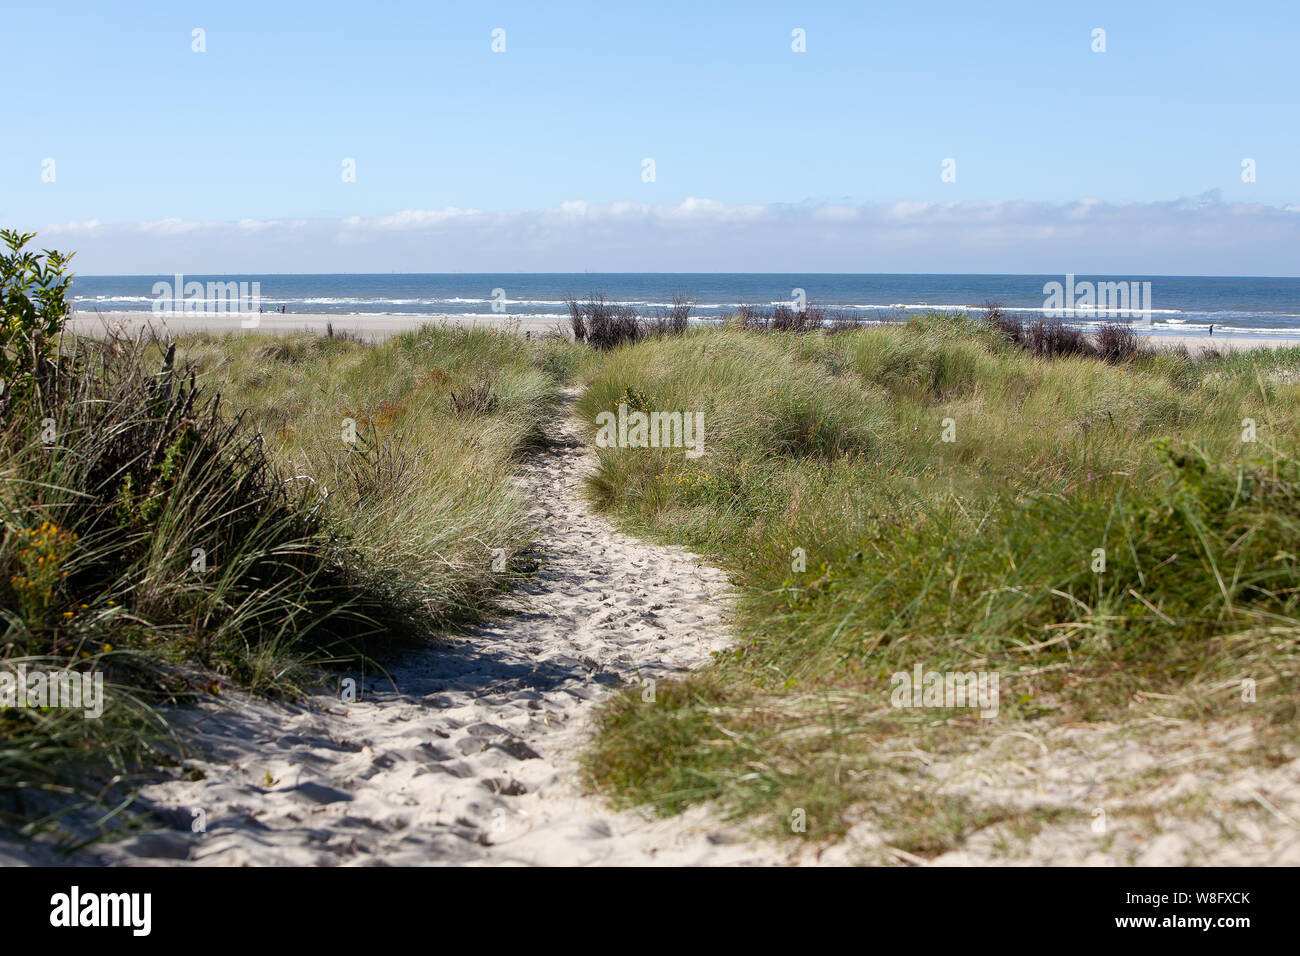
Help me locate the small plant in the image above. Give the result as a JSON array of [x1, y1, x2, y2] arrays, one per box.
[[671, 464, 719, 500], [8, 521, 78, 623], [325, 322, 365, 344], [981, 302, 1099, 359], [341, 399, 406, 433], [417, 366, 452, 390], [735, 302, 851, 333], [567, 296, 691, 350], [568, 296, 642, 350], [619, 384, 655, 415], [1095, 321, 1142, 364], [663, 293, 691, 335], [449, 379, 499, 416]]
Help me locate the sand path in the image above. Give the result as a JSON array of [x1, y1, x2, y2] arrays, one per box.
[[87, 390, 787, 866]]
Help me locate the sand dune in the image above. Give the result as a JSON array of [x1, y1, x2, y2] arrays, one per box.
[[73, 391, 792, 866]]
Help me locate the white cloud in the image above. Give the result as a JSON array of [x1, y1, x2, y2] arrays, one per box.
[[363, 207, 480, 230], [43, 219, 102, 235], [812, 205, 862, 222], [33, 194, 1300, 275]]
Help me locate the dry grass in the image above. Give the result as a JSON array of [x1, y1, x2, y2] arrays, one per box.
[[575, 314, 1300, 852]]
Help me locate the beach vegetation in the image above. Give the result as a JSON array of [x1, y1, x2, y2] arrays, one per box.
[[0, 232, 573, 844], [577, 314, 1300, 850]]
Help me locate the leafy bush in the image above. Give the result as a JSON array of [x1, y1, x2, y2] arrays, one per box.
[[0, 230, 73, 410]]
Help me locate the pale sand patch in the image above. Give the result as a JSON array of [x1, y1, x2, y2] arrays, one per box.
[[920, 716, 1300, 867], [69, 311, 564, 342], [45, 391, 798, 866], [1145, 332, 1300, 352], [800, 714, 1300, 867]]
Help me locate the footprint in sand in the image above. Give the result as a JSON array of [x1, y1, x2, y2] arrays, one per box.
[[83, 389, 793, 866]]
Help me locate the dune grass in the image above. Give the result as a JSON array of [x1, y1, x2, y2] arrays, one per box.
[[576, 315, 1300, 845], [8, 232, 1297, 859], [0, 253, 581, 844], [172, 326, 576, 637]]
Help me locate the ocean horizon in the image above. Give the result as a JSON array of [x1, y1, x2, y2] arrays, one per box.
[[68, 273, 1300, 337]]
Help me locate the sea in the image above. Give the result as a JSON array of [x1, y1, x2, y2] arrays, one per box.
[[68, 274, 1300, 339]]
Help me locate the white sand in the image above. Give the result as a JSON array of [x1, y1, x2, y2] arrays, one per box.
[[920, 715, 1300, 867], [1144, 332, 1300, 352], [62, 393, 797, 866], [69, 311, 565, 342]]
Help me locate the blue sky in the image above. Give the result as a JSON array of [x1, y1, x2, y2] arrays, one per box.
[[3, 1, 1298, 273]]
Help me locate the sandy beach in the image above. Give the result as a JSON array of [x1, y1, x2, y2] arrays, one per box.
[[69, 311, 1300, 352], [1143, 331, 1300, 352], [69, 311, 566, 342]]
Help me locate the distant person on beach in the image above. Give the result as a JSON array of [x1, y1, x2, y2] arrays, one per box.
[[1209, 324, 1214, 337]]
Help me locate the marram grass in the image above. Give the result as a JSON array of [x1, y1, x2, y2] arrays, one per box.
[[0, 324, 580, 843], [577, 316, 1300, 848]]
